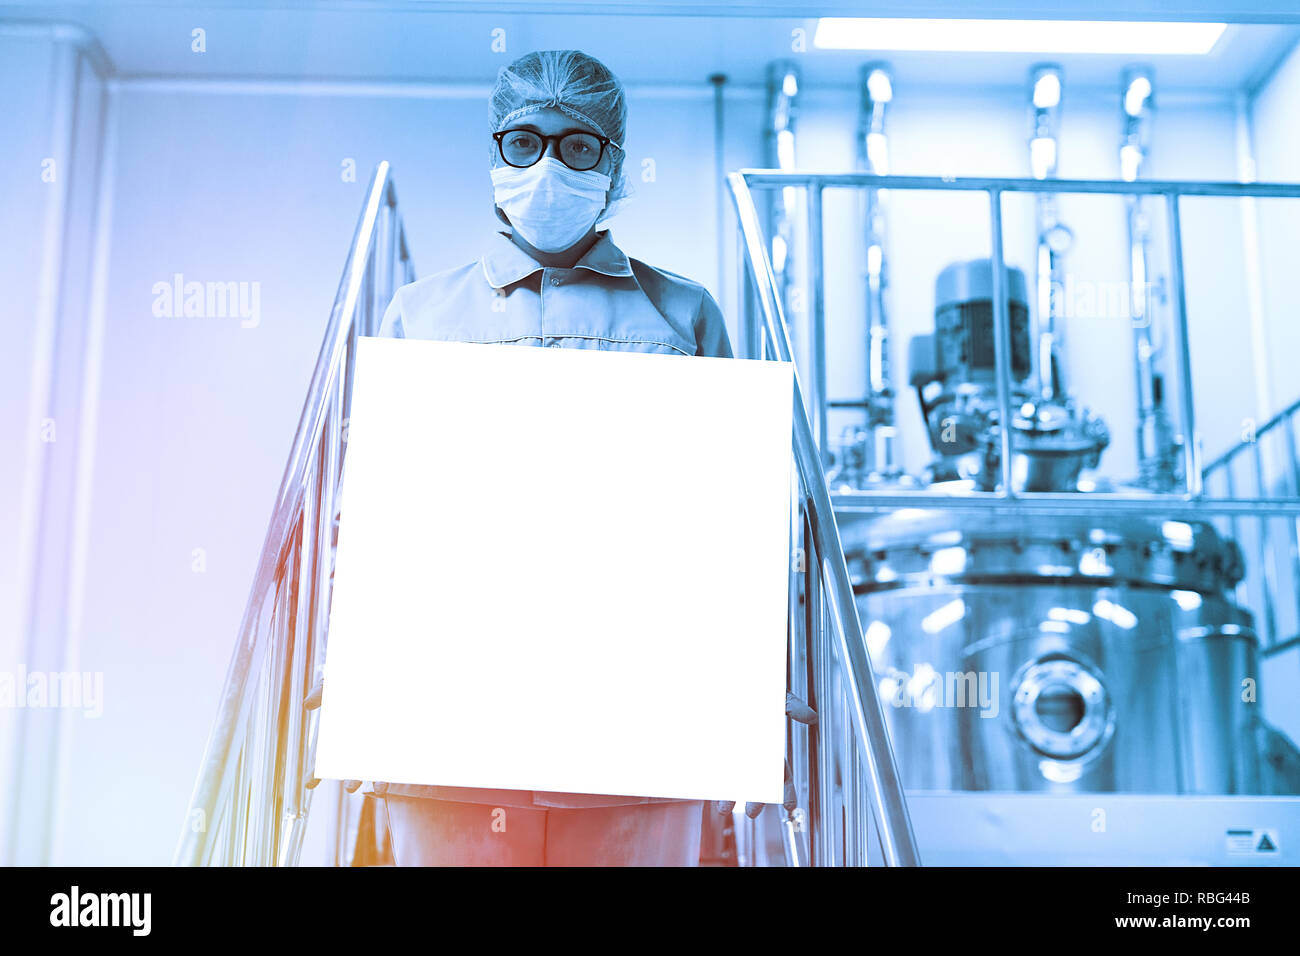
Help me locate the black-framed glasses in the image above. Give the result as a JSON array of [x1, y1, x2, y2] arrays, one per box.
[[493, 127, 615, 172]]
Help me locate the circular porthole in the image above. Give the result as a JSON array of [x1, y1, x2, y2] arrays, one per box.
[[1012, 657, 1113, 760]]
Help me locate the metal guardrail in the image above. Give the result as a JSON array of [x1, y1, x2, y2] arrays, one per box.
[[727, 168, 1300, 866], [1204, 394, 1300, 655], [175, 163, 414, 866], [729, 171, 921, 867]]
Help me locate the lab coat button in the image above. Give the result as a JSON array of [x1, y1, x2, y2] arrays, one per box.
[[550, 275, 562, 286]]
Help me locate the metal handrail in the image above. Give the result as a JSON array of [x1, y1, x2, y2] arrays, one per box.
[[1201, 388, 1300, 655], [1205, 393, 1300, 476], [175, 162, 414, 866], [728, 171, 921, 867]]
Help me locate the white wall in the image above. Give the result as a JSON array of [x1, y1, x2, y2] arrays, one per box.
[[1245, 36, 1300, 755], [1252, 40, 1300, 420]]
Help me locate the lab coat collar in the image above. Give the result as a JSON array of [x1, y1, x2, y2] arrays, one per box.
[[481, 229, 634, 289]]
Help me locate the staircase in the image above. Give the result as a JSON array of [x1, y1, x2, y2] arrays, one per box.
[[175, 162, 920, 867]]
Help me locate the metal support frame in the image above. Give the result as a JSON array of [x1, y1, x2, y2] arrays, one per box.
[[728, 167, 1300, 868], [733, 168, 1300, 520]]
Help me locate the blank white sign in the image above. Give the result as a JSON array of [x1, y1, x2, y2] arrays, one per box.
[[314, 337, 794, 804]]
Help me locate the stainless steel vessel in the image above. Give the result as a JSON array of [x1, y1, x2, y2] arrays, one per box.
[[842, 508, 1271, 793], [837, 256, 1297, 796]]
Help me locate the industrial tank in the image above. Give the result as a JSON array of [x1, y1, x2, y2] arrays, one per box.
[[843, 259, 1285, 795], [844, 509, 1260, 792]]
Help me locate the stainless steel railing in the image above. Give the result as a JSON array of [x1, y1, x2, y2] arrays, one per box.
[[727, 168, 1300, 866], [729, 171, 921, 867], [1204, 395, 1300, 656], [175, 163, 414, 866]]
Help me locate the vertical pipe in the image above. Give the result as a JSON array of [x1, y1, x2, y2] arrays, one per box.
[[228, 751, 248, 866], [1122, 68, 1179, 491], [1285, 420, 1300, 642], [711, 73, 729, 342], [805, 522, 836, 865], [1164, 193, 1201, 496], [786, 470, 811, 864], [808, 186, 828, 460], [1224, 466, 1247, 606], [284, 442, 321, 824], [988, 190, 1017, 496], [738, 227, 759, 360], [1029, 64, 1065, 401], [839, 679, 861, 864], [859, 63, 896, 476], [1252, 443, 1279, 648]]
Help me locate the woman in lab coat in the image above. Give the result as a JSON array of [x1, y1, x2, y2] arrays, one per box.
[[373, 49, 733, 866]]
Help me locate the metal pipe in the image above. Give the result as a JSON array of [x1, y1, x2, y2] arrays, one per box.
[[764, 61, 801, 371], [1164, 194, 1202, 496], [807, 186, 828, 459], [728, 171, 920, 867], [711, 72, 729, 350], [785, 473, 812, 866], [805, 518, 835, 866], [1029, 64, 1067, 401], [988, 191, 1017, 497], [1285, 421, 1300, 644], [738, 230, 760, 360], [859, 63, 897, 475], [1122, 68, 1178, 491], [284, 443, 322, 823], [1252, 443, 1279, 647]]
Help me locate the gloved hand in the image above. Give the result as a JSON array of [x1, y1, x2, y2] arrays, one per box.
[[304, 675, 386, 795], [715, 692, 817, 818]]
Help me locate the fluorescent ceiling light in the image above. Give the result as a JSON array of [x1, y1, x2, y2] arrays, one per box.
[[814, 18, 1226, 55]]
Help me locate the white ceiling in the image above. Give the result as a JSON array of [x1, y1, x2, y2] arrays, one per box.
[[2, 1, 1296, 94]]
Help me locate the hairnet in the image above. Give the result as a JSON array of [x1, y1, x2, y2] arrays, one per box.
[[489, 50, 633, 224]]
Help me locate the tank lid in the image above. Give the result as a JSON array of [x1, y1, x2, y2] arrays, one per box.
[[935, 258, 1029, 311], [839, 508, 1245, 593]]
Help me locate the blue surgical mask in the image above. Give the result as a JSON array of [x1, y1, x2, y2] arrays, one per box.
[[491, 157, 611, 253]]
